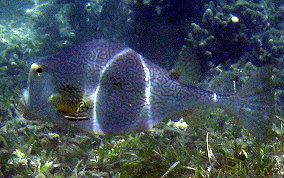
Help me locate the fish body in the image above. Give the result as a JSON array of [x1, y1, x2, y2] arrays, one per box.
[[19, 39, 275, 137]]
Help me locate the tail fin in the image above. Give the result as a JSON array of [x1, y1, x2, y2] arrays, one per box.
[[225, 66, 277, 139]]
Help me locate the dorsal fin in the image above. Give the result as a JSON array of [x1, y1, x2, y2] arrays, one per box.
[[170, 46, 200, 85]]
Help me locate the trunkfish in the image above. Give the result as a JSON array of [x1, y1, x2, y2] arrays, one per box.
[[18, 39, 275, 138]]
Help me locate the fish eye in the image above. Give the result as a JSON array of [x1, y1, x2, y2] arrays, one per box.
[[36, 67, 43, 73], [31, 63, 45, 74]]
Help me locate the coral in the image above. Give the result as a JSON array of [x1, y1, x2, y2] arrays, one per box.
[[183, 0, 284, 139], [0, 0, 34, 19], [184, 0, 284, 73], [0, 18, 42, 121], [26, 0, 130, 51]]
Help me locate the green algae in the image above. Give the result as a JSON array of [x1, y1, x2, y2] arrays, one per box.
[[0, 117, 283, 177]]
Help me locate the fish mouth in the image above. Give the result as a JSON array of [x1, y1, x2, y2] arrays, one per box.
[[17, 89, 91, 122], [17, 89, 32, 120], [17, 103, 38, 121], [17, 94, 39, 121], [17, 89, 54, 121]]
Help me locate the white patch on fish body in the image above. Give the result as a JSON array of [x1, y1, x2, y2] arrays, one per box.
[[213, 93, 218, 102], [90, 85, 104, 134], [139, 54, 153, 127]]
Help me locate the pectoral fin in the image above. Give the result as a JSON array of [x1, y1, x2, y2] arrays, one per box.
[[48, 93, 92, 118]]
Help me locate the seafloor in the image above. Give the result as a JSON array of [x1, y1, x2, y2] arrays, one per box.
[[0, 0, 283, 177]]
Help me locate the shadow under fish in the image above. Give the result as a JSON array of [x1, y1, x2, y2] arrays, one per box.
[[18, 39, 278, 140]]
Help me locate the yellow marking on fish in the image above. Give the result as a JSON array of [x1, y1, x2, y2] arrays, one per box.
[[48, 92, 93, 124], [48, 94, 73, 114], [55, 104, 74, 114], [30, 63, 44, 77]]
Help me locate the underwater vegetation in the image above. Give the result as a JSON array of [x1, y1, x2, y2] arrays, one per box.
[[0, 0, 283, 177], [1, 119, 284, 177]]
